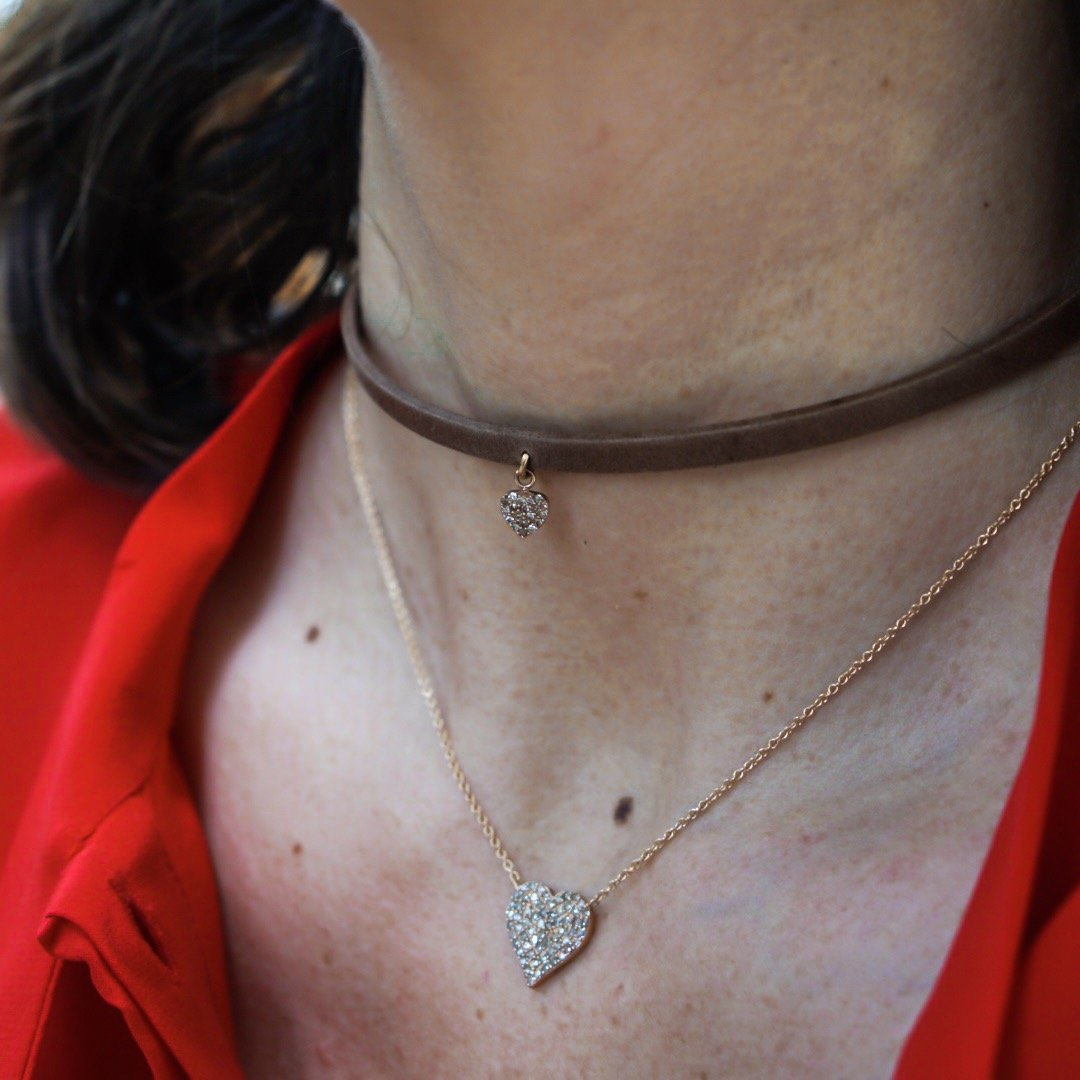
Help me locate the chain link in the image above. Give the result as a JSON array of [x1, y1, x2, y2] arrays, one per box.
[[343, 374, 1078, 909]]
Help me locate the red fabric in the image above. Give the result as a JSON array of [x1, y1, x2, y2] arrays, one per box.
[[0, 313, 1077, 1078]]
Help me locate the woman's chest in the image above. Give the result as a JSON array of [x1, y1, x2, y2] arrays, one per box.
[[173, 366, 1064, 1076], [212, 791, 998, 1080], [179, 648, 1017, 1080]]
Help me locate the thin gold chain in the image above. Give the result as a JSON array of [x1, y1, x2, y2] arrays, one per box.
[[343, 372, 1079, 908]]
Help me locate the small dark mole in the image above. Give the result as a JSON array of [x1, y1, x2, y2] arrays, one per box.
[[460, 588, 470, 603], [632, 588, 649, 602], [475, 1007, 485, 1022], [879, 74, 893, 90], [613, 982, 625, 998], [610, 1013, 622, 1028], [614, 796, 634, 824], [762, 689, 774, 703], [292, 842, 304, 856], [982, 200, 991, 209], [305, 625, 320, 644], [321, 949, 334, 967]]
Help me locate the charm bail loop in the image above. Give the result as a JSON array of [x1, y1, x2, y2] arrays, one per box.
[[516, 452, 537, 490]]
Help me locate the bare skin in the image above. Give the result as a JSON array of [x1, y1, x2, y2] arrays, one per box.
[[178, 2, 1080, 1076]]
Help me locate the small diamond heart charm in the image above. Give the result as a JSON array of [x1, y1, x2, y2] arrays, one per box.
[[506, 882, 594, 986], [500, 488, 549, 537]]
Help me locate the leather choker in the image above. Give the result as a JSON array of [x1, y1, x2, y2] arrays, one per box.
[[342, 278, 1080, 473]]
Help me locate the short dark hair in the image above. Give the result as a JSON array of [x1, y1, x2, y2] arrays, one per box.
[[0, 0, 362, 488]]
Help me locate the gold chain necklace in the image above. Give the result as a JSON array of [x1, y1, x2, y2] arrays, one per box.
[[343, 371, 1078, 987]]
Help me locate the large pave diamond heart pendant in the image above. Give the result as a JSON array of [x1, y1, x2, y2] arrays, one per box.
[[506, 882, 594, 986], [501, 452, 549, 537]]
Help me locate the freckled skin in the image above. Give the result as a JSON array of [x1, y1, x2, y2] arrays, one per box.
[[181, 357, 1079, 1079]]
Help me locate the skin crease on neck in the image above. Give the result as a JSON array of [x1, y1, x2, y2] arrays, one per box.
[[176, 1, 1080, 1077]]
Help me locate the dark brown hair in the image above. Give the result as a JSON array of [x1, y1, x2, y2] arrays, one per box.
[[0, 0, 362, 487]]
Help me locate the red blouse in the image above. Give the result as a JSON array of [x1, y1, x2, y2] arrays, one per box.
[[1, 316, 1079, 1079]]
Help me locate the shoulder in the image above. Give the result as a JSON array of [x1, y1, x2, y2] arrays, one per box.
[[0, 412, 141, 862], [0, 318, 342, 1077]]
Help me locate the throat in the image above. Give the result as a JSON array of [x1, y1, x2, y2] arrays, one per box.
[[354, 0, 1076, 430], [344, 357, 1080, 883]]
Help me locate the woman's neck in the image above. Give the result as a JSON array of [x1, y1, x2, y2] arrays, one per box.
[[353, 0, 1074, 425], [336, 0, 1080, 857]]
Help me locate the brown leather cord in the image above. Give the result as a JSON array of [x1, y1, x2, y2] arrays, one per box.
[[342, 278, 1080, 473]]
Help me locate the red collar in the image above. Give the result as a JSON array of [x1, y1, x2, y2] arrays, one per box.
[[1, 314, 340, 1078]]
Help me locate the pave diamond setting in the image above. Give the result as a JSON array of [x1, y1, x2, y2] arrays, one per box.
[[506, 882, 594, 986], [500, 489, 549, 537]]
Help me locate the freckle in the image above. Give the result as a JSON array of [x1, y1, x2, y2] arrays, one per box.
[[322, 949, 334, 967], [610, 1013, 621, 1028], [613, 982, 625, 998], [475, 1007, 485, 1022], [614, 796, 634, 824], [305, 625, 320, 644], [879, 74, 892, 90], [540, 1003, 549, 1017], [316, 1045, 334, 1067], [292, 842, 304, 856], [632, 588, 648, 601], [762, 689, 774, 703], [594, 121, 611, 148], [460, 588, 470, 603]]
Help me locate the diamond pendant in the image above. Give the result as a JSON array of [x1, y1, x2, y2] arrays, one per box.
[[500, 452, 549, 537], [506, 882, 594, 986]]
